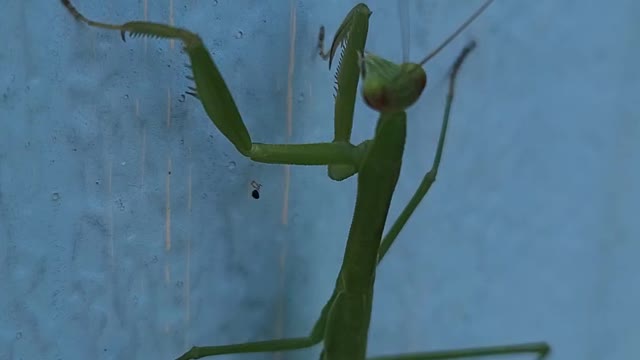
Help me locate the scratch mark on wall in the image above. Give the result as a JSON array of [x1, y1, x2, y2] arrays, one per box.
[[165, 158, 172, 251]]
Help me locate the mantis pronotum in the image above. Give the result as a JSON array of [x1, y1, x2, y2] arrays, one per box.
[[60, 0, 551, 359]]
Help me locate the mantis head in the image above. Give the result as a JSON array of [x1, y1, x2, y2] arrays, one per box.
[[360, 0, 495, 114], [360, 52, 427, 113]]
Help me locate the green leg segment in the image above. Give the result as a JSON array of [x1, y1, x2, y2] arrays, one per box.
[[175, 336, 321, 360], [317, 4, 372, 181], [175, 291, 338, 360], [372, 42, 551, 360], [378, 41, 475, 262], [61, 0, 362, 169], [367, 342, 550, 360]]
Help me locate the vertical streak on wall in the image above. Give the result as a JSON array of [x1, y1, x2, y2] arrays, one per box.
[[165, 61, 172, 251], [165, 154, 173, 336], [137, 100, 146, 187], [168, 0, 175, 50], [184, 162, 193, 348], [273, 1, 297, 359], [143, 0, 149, 54], [165, 124, 172, 246], [283, 0, 297, 224], [166, 88, 172, 128], [107, 159, 114, 261], [165, 0, 178, 342], [282, 5, 297, 227], [164, 8, 173, 323], [165, 89, 172, 270]]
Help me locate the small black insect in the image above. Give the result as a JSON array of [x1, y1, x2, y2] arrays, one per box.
[[251, 189, 260, 199], [250, 180, 262, 200]]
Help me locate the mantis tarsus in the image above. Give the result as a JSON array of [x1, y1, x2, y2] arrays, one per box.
[[61, 0, 552, 359]]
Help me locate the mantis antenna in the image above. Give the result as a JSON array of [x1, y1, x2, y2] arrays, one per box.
[[359, 0, 495, 113], [417, 0, 495, 66], [398, 0, 411, 63]]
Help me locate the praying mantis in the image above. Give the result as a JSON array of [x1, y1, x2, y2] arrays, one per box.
[[60, 0, 552, 359]]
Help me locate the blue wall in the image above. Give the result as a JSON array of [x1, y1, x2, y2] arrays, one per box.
[[0, 0, 638, 359]]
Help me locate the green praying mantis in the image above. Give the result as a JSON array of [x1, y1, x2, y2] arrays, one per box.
[[61, 0, 552, 359]]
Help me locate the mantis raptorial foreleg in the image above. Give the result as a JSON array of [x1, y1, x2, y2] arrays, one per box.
[[316, 4, 371, 181], [61, 1, 551, 359], [61, 0, 363, 167]]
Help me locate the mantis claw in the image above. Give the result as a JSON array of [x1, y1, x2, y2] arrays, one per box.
[[186, 85, 199, 98], [317, 25, 331, 61]]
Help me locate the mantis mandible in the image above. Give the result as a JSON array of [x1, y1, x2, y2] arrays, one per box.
[[61, 0, 551, 359]]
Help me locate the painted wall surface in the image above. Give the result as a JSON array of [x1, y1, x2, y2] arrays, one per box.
[[0, 0, 638, 359]]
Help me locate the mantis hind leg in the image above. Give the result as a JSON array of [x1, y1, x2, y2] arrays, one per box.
[[176, 287, 338, 359], [371, 42, 551, 360], [176, 336, 322, 360], [377, 41, 477, 263], [366, 342, 550, 360]]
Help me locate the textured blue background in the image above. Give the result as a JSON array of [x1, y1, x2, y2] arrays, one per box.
[[1, 0, 638, 359]]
